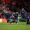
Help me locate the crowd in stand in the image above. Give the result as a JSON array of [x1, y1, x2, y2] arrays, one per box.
[[0, 0, 30, 24], [0, 3, 27, 23]]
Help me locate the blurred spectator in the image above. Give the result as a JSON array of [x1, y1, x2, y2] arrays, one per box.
[[12, 1, 16, 6]]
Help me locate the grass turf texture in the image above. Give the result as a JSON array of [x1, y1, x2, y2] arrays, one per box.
[[0, 22, 30, 30]]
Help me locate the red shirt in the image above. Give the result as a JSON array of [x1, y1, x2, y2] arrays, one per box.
[[3, 0, 11, 4]]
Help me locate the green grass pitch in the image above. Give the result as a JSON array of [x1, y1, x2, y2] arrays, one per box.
[[0, 22, 30, 30]]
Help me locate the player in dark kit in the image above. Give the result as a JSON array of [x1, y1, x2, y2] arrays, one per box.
[[14, 12, 18, 23], [27, 15, 30, 24], [10, 15, 15, 24], [10, 12, 18, 24]]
